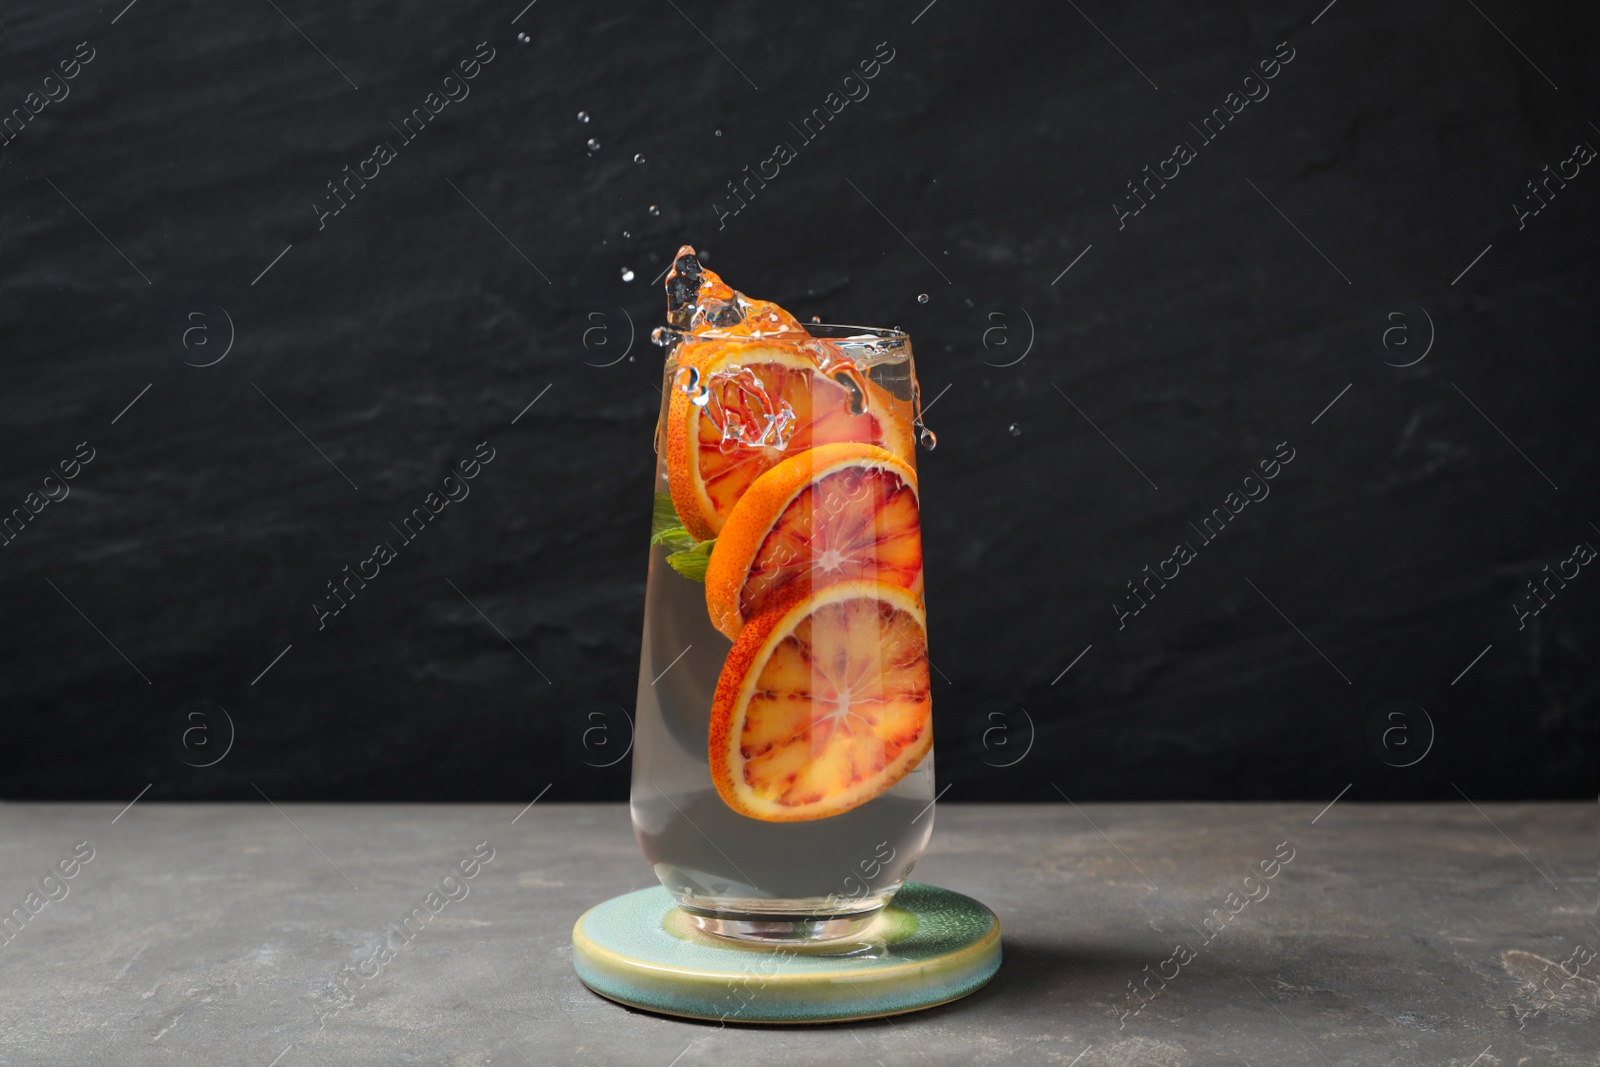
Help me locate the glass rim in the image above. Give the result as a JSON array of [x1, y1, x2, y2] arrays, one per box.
[[656, 322, 909, 345]]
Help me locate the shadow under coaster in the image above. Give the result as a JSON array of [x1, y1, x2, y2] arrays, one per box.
[[571, 882, 1001, 1024]]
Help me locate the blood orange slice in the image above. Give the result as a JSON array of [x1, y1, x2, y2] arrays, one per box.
[[665, 342, 914, 542], [709, 581, 933, 822], [704, 442, 923, 641]]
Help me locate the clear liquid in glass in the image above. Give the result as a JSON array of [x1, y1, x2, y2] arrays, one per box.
[[630, 328, 936, 942]]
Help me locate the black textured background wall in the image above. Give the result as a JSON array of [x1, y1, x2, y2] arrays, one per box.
[[2, 0, 1595, 802]]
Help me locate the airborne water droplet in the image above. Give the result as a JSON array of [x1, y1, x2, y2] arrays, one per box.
[[648, 205, 660, 216], [621, 267, 635, 282], [714, 128, 723, 137], [1008, 423, 1022, 437], [622, 230, 631, 238], [634, 153, 646, 164], [916, 293, 929, 304], [517, 32, 530, 43], [577, 111, 590, 123], [586, 138, 601, 151]]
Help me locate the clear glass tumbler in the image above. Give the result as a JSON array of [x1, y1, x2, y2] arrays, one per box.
[[631, 323, 936, 943]]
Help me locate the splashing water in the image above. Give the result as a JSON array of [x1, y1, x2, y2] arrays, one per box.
[[911, 378, 938, 451], [674, 366, 711, 408], [659, 244, 923, 454], [664, 245, 807, 338], [672, 357, 798, 451], [711, 368, 798, 452]]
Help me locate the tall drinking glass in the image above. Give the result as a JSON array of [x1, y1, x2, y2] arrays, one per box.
[[631, 318, 936, 944]]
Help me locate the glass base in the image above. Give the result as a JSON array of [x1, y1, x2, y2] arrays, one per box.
[[669, 883, 905, 945], [683, 906, 882, 944], [574, 883, 1002, 1022]]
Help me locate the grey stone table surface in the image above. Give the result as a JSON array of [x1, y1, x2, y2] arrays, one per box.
[[1, 801, 1594, 1066]]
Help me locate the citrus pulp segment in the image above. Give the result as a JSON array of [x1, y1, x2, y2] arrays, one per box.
[[708, 581, 934, 823], [704, 442, 923, 641], [665, 343, 912, 542]]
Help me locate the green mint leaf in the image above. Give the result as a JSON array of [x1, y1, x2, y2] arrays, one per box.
[[652, 492, 715, 580], [650, 525, 696, 549], [650, 492, 699, 550], [665, 538, 715, 583], [651, 492, 684, 540]]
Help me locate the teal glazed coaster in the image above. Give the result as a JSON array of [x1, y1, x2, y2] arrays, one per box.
[[572, 882, 1001, 1024]]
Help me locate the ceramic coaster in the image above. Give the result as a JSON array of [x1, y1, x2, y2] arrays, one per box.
[[572, 882, 1001, 1024]]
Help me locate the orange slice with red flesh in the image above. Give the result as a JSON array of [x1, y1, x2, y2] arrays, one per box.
[[708, 581, 933, 822], [665, 343, 914, 543], [704, 442, 923, 641]]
